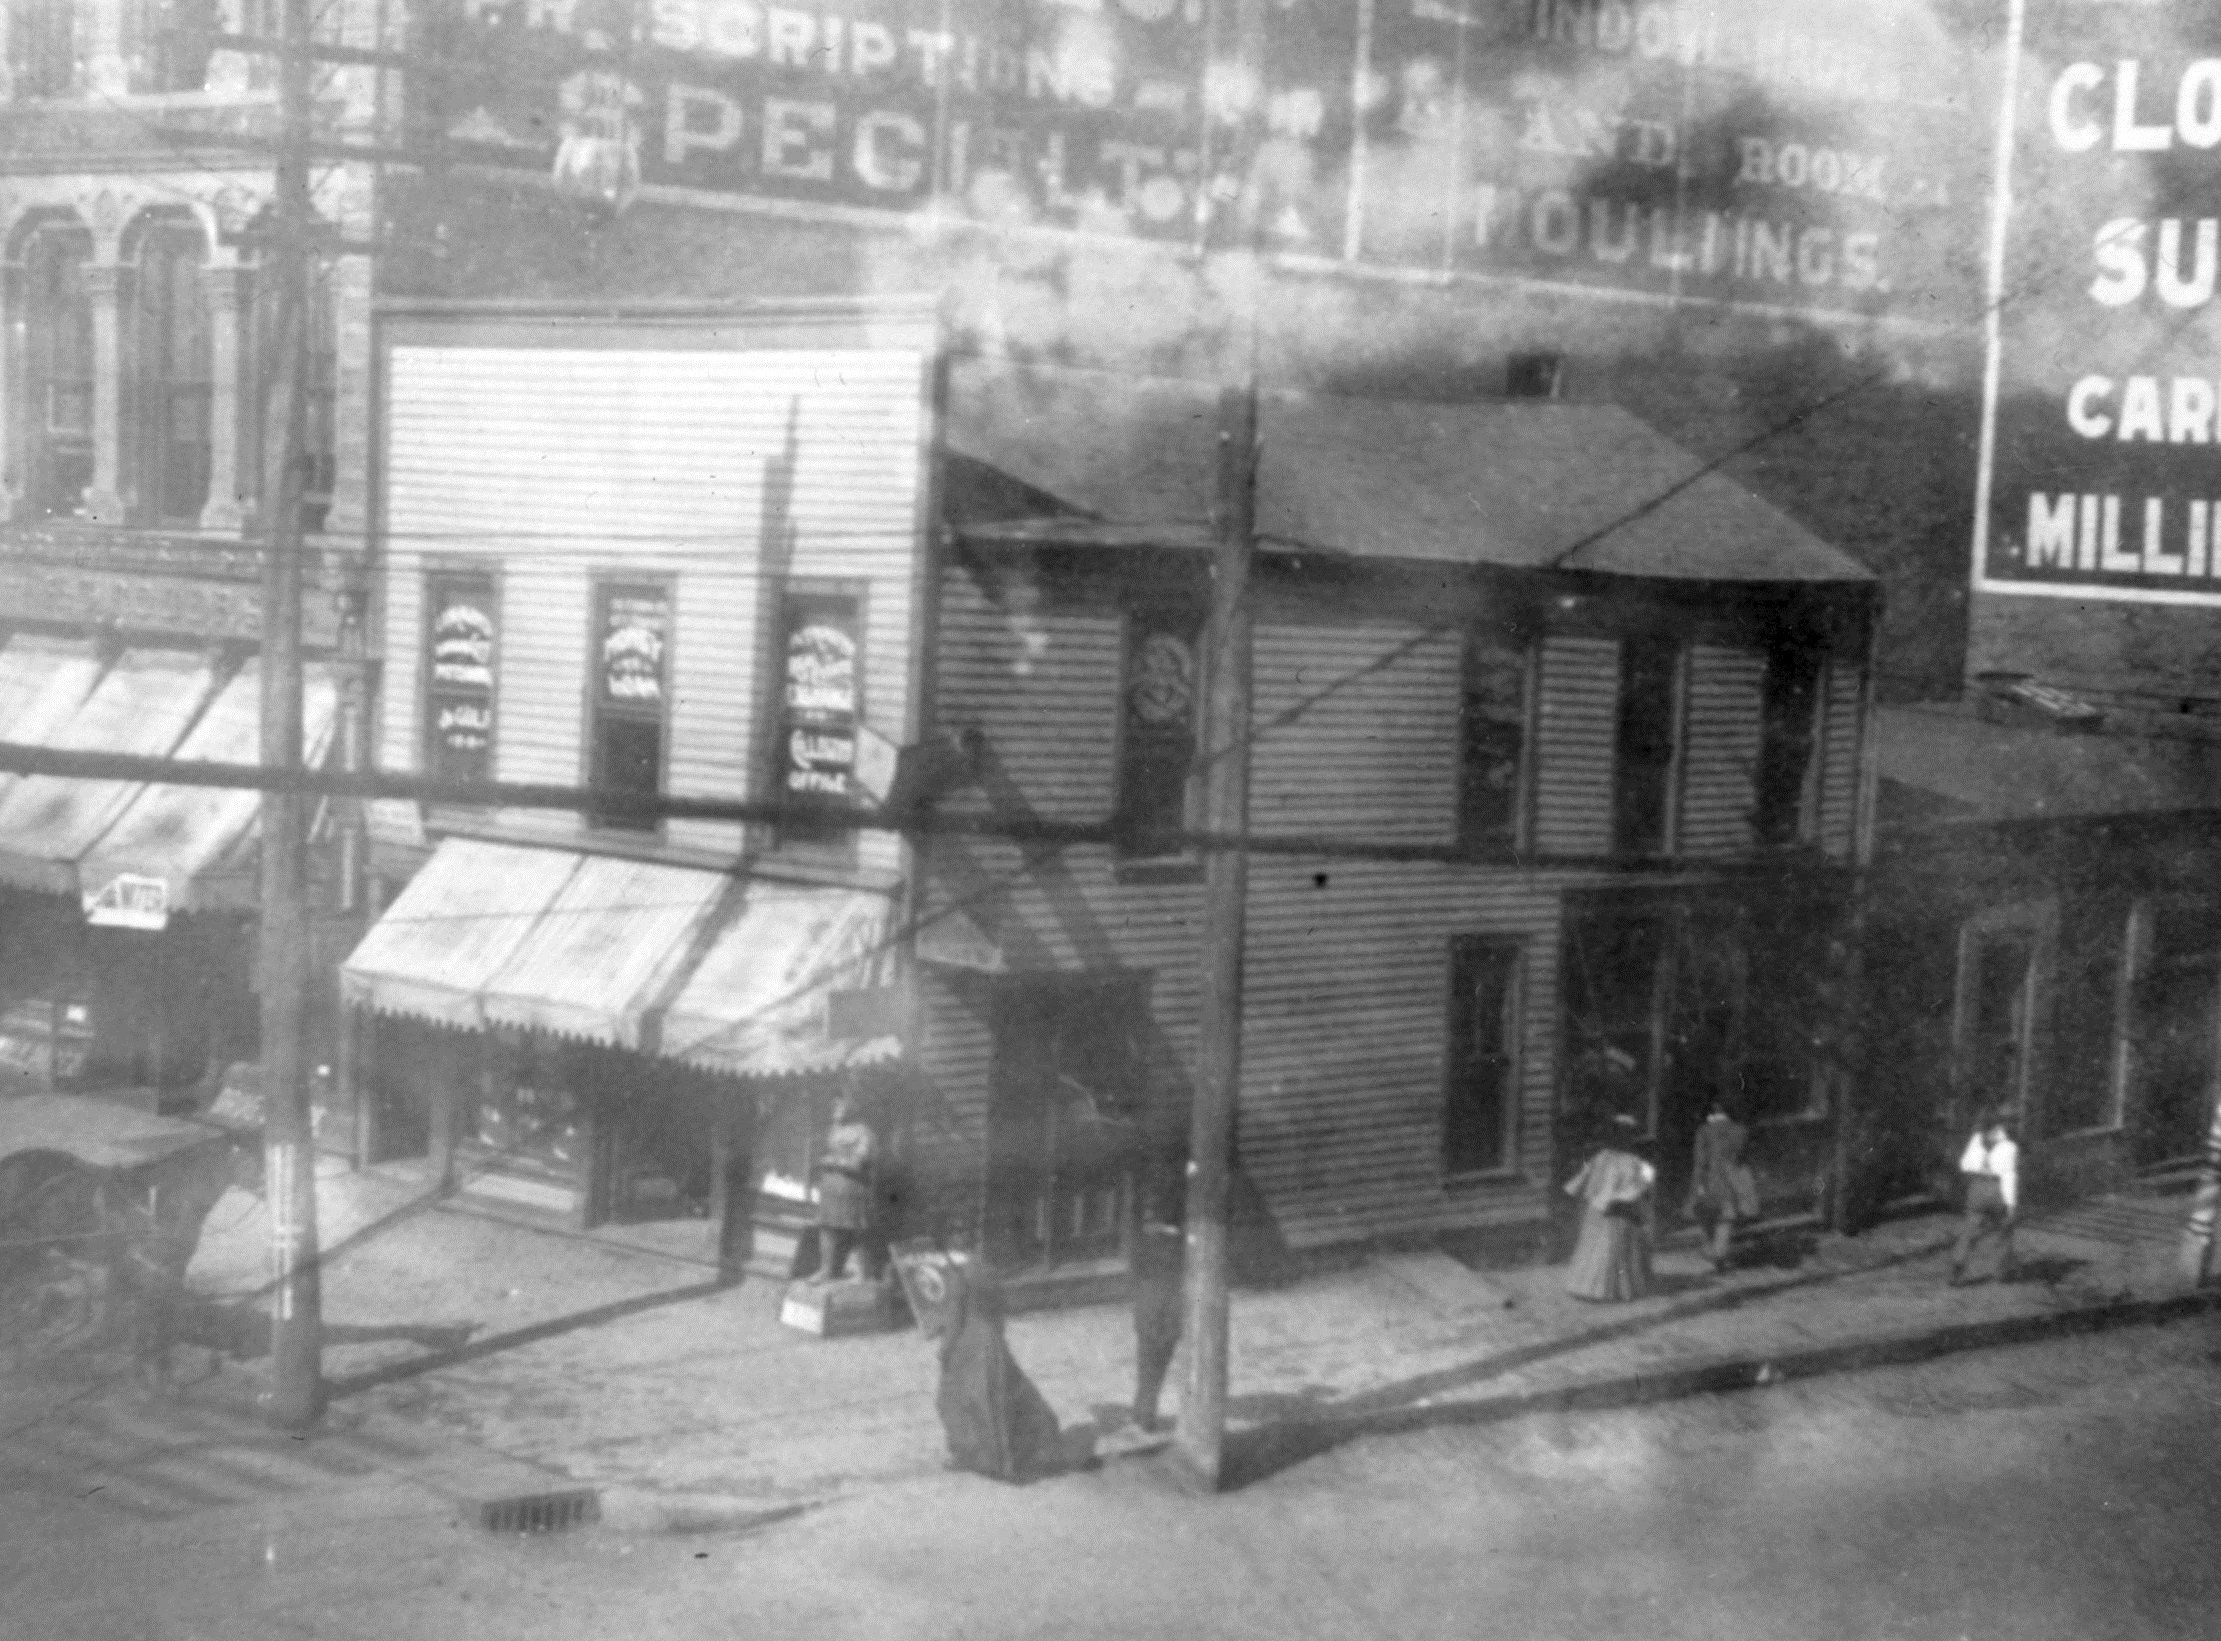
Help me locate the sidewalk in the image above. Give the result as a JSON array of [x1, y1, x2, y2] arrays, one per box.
[[179, 1163, 2219, 1511]]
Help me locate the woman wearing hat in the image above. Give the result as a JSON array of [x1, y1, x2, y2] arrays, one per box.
[[1564, 1114, 1658, 1302]]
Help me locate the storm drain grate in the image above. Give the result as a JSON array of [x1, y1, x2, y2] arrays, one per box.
[[477, 1488, 601, 1533]]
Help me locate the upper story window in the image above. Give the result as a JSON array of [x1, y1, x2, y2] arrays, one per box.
[[774, 588, 862, 845], [16, 220, 94, 520], [1458, 627, 1531, 856], [1114, 605, 1204, 863], [1754, 645, 1824, 846], [6, 0, 77, 97], [125, 219, 212, 525], [424, 571, 498, 789], [589, 579, 672, 833], [248, 255, 339, 532], [1613, 634, 1682, 856], [124, 0, 221, 92]]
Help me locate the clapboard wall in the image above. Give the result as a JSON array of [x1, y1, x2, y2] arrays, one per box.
[[911, 549, 1874, 1257], [377, 311, 932, 873]]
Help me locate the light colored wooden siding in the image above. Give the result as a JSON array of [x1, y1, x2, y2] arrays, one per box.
[[377, 564, 422, 784], [931, 568, 1119, 825], [1819, 657, 1864, 859], [1679, 644, 1764, 857], [1534, 635, 1618, 856], [1251, 618, 1458, 847], [380, 342, 924, 866]]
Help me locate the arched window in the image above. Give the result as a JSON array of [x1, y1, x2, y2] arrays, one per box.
[[122, 0, 221, 93], [126, 218, 212, 524], [5, 0, 78, 98], [16, 221, 95, 520], [247, 254, 338, 532]]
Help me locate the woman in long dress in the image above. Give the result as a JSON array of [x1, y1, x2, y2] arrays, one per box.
[[1564, 1118, 1657, 1302]]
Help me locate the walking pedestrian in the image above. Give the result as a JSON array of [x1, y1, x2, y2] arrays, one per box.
[[1950, 1109, 2019, 1286], [1564, 1114, 1657, 1302], [1099, 1136, 1186, 1456], [807, 1091, 876, 1284], [1686, 1098, 1759, 1272]]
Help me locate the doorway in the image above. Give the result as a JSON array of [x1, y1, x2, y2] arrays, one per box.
[[984, 973, 1151, 1274], [1951, 903, 2050, 1140], [1560, 892, 1834, 1221], [2129, 900, 2221, 1168]]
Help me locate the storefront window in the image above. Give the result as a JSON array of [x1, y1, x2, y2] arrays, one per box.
[[590, 579, 671, 832], [471, 1036, 585, 1174], [424, 572, 497, 789]]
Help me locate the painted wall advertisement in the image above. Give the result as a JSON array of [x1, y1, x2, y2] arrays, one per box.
[[422, 0, 1988, 322], [1978, 0, 2221, 605]]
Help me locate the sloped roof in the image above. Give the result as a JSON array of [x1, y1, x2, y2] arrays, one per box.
[[1876, 703, 2221, 829], [945, 362, 1873, 585]]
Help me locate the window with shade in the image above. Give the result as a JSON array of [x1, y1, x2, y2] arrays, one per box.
[[423, 573, 498, 790], [589, 580, 672, 833], [1613, 634, 1682, 857], [1754, 645, 1824, 846], [774, 592, 862, 844], [122, 0, 221, 91], [1114, 606, 1205, 862], [126, 220, 212, 525], [1458, 628, 1531, 857], [17, 222, 94, 520]]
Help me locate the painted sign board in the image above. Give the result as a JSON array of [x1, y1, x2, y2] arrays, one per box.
[[84, 872, 170, 930], [418, 0, 1990, 326], [1975, 0, 2221, 606]]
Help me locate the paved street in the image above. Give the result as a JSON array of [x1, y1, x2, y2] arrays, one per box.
[[5, 1317, 2217, 1640]]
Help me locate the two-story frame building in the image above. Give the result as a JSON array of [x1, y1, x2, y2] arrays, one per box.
[[337, 298, 936, 1256], [907, 366, 1878, 1293]]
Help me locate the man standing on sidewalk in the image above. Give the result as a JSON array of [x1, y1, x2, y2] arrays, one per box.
[[1098, 1131, 1186, 1457], [1950, 1110, 2019, 1286]]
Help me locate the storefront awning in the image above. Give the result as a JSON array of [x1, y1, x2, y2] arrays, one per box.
[[339, 838, 581, 1028], [0, 649, 222, 896], [660, 883, 899, 1078], [342, 839, 903, 1075], [77, 662, 340, 915], [0, 635, 105, 804], [477, 854, 731, 1047]]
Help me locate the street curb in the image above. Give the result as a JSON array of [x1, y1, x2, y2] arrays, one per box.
[[596, 1487, 813, 1535], [1223, 1284, 2221, 1481]]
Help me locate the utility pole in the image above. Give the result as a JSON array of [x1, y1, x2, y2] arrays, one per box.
[[1173, 0, 1266, 1495], [259, 0, 323, 1430]]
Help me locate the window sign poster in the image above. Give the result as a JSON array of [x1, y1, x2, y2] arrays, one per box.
[[600, 585, 672, 706], [427, 576, 497, 779], [784, 606, 859, 801], [1976, 0, 2221, 606]]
